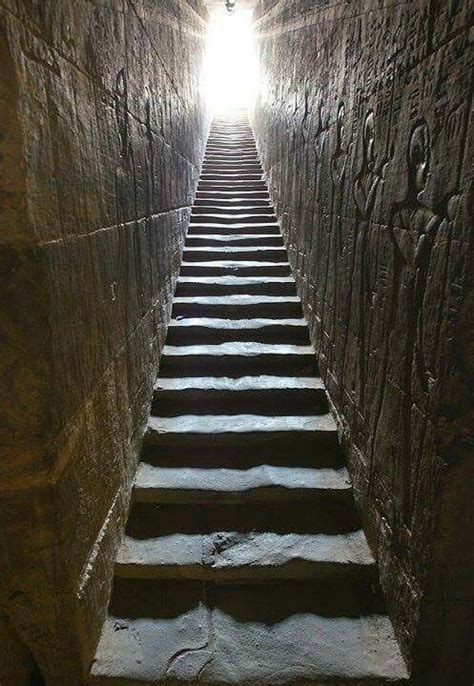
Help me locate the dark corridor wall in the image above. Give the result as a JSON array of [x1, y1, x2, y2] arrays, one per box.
[[0, 0, 209, 681], [251, 0, 473, 681]]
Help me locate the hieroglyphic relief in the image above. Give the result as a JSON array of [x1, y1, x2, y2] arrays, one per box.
[[252, 0, 472, 670], [385, 120, 441, 524]]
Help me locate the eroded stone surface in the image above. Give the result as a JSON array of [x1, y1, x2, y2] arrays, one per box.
[[91, 607, 407, 685]]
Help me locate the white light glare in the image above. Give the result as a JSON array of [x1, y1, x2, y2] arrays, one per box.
[[203, 10, 258, 113]]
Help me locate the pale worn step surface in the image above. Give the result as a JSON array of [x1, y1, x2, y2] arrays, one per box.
[[134, 464, 351, 503], [151, 375, 327, 415], [115, 529, 375, 581], [146, 413, 336, 439], [90, 114, 407, 685], [91, 583, 408, 685]]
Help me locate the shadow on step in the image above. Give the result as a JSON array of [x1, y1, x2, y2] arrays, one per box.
[[142, 443, 343, 469], [125, 500, 360, 537], [109, 578, 385, 622]]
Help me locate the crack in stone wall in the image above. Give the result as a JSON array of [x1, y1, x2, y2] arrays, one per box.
[[0, 0, 210, 682], [250, 0, 473, 681]]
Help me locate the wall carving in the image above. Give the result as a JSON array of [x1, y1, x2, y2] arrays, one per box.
[[252, 0, 472, 680], [0, 0, 209, 681]]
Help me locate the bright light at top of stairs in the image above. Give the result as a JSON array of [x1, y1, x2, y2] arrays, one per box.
[[203, 8, 258, 112]]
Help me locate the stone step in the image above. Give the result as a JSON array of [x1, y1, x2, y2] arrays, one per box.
[[152, 375, 327, 415], [91, 581, 407, 685], [192, 204, 273, 213], [196, 190, 268, 199], [187, 223, 279, 235], [206, 139, 255, 145], [159, 343, 317, 376], [166, 317, 310, 344], [126, 498, 358, 538], [172, 297, 302, 320], [200, 173, 263, 182], [200, 160, 263, 167], [188, 221, 279, 229], [185, 235, 284, 249], [115, 527, 374, 583], [197, 179, 266, 193], [190, 212, 277, 223], [179, 260, 291, 276], [198, 182, 267, 192], [206, 143, 257, 150], [142, 440, 342, 470], [145, 414, 336, 453], [175, 275, 295, 296], [133, 463, 350, 504], [172, 302, 302, 321], [205, 150, 258, 158], [182, 246, 287, 262], [202, 164, 263, 173], [194, 198, 271, 207]]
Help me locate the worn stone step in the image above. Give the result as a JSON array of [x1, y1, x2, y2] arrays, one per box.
[[192, 204, 273, 214], [185, 235, 284, 249], [188, 221, 279, 230], [172, 294, 302, 319], [198, 183, 267, 192], [133, 463, 350, 504], [115, 527, 374, 584], [160, 346, 317, 377], [179, 260, 291, 276], [205, 151, 258, 159], [201, 174, 263, 183], [194, 198, 271, 208], [175, 275, 295, 297], [206, 141, 255, 147], [142, 440, 342, 470], [152, 375, 327, 415], [202, 164, 263, 173], [182, 246, 287, 262], [206, 143, 257, 150], [190, 212, 277, 223], [196, 190, 268, 199], [175, 282, 295, 297], [204, 157, 259, 165], [171, 302, 302, 319], [187, 226, 281, 237], [144, 414, 336, 453], [198, 186, 265, 193], [166, 317, 309, 344], [91, 581, 407, 686]]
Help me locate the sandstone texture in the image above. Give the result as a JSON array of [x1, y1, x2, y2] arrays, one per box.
[[0, 0, 209, 681], [251, 1, 473, 682]]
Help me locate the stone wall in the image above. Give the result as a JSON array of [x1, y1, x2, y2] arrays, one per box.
[[0, 0, 209, 681], [251, 1, 473, 681]]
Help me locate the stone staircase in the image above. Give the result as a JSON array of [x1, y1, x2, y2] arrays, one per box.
[[90, 114, 408, 685]]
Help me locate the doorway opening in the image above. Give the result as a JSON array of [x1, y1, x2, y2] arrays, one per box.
[[203, 6, 258, 113]]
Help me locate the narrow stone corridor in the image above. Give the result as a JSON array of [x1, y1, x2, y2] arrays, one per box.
[[90, 114, 407, 684]]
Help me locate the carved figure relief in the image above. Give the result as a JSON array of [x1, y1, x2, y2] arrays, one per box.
[[330, 102, 349, 191], [351, 110, 387, 406], [388, 119, 441, 524]]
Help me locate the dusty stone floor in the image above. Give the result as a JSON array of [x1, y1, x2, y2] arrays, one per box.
[[89, 114, 408, 685]]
